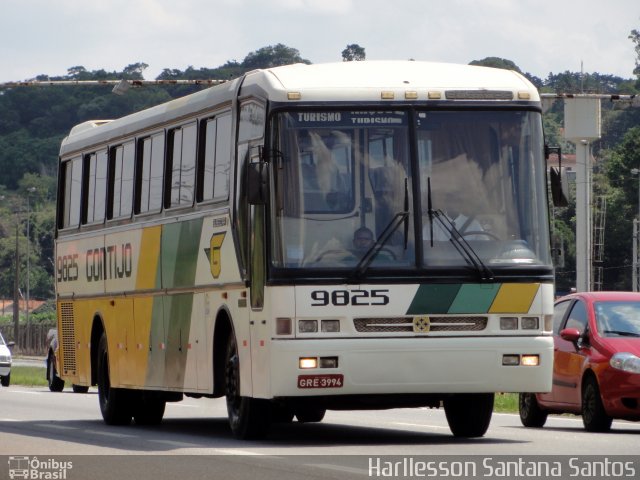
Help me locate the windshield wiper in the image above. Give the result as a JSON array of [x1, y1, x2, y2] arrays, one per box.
[[351, 179, 409, 280], [603, 330, 640, 337], [427, 178, 494, 282]]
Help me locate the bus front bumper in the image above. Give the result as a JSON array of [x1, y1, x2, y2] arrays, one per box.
[[268, 336, 553, 397]]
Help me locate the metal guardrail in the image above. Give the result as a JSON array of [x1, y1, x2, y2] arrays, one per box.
[[0, 324, 55, 355]]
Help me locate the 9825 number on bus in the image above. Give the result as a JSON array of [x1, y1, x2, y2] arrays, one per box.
[[310, 289, 389, 306]]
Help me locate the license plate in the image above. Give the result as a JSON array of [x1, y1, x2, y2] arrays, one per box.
[[297, 374, 344, 389]]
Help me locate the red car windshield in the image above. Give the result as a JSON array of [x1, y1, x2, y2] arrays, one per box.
[[594, 301, 640, 338]]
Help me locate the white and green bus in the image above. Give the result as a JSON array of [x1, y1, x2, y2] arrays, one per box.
[[55, 61, 556, 439]]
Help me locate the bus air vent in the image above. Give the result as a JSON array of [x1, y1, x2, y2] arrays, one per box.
[[445, 90, 513, 101], [353, 316, 488, 333], [59, 302, 77, 375]]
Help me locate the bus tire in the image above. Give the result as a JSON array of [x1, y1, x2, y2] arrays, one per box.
[[443, 393, 494, 438], [295, 407, 326, 423], [97, 333, 133, 426], [271, 403, 295, 423], [133, 394, 166, 425], [1, 373, 9, 387], [518, 393, 547, 428], [224, 335, 271, 439], [47, 353, 65, 392], [72, 384, 89, 394]]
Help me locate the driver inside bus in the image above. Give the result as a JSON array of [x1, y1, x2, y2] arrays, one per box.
[[349, 226, 395, 261]]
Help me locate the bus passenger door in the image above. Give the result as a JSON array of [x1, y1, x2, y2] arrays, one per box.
[[248, 152, 271, 399]]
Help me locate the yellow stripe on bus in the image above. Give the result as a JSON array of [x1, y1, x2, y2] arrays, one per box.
[[136, 226, 162, 290], [488, 283, 539, 314]]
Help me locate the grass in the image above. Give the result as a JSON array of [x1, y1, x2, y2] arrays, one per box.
[[493, 392, 519, 413], [6, 365, 522, 414], [8, 365, 48, 387]]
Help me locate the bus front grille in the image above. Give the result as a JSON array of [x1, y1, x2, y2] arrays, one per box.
[[353, 316, 488, 333], [59, 302, 77, 375]]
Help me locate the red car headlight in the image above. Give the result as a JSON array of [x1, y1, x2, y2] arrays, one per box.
[[610, 352, 640, 374]]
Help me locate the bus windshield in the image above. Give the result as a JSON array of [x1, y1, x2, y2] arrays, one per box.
[[270, 109, 551, 274]]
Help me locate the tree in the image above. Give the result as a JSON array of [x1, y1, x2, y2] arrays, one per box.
[[242, 44, 310, 69], [342, 44, 366, 62], [122, 63, 149, 80], [630, 27, 640, 77], [603, 126, 640, 289], [469, 57, 522, 73], [469, 57, 542, 88]]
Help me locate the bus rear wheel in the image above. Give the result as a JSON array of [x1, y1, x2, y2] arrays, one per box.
[[47, 354, 65, 392], [97, 333, 133, 425], [443, 393, 494, 437], [224, 335, 271, 439]]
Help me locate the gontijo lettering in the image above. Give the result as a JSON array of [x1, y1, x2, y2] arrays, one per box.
[[86, 243, 133, 281]]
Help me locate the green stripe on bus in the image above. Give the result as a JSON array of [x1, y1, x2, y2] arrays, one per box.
[[161, 218, 203, 288], [448, 284, 500, 313], [406, 284, 462, 314]]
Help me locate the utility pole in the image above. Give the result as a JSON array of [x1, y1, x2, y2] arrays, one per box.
[[13, 221, 20, 343], [561, 96, 601, 292]]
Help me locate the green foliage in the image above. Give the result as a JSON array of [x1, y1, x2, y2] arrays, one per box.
[[342, 44, 366, 62], [470, 57, 523, 72], [630, 28, 640, 78], [242, 44, 310, 69]]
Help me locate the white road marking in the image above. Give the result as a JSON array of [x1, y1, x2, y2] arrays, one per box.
[[392, 422, 449, 430]]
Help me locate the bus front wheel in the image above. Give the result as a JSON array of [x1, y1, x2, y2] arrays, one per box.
[[97, 333, 133, 425], [443, 393, 494, 437], [224, 335, 271, 439]]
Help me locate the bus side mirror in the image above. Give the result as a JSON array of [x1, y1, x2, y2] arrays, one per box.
[[546, 146, 569, 207], [247, 161, 268, 205], [550, 167, 569, 207]]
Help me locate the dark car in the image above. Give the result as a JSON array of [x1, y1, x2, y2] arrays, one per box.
[[519, 291, 640, 432]]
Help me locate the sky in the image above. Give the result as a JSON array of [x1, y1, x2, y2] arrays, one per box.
[[0, 0, 638, 84]]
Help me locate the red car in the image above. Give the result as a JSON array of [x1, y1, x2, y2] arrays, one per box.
[[519, 291, 640, 432]]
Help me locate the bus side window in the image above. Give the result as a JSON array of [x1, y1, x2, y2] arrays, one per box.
[[199, 113, 231, 203], [167, 123, 197, 208], [60, 156, 82, 229], [136, 132, 164, 214], [107, 142, 135, 220], [82, 150, 107, 225]]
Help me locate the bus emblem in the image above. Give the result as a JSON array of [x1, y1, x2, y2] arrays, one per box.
[[413, 316, 431, 333], [207, 232, 226, 278]]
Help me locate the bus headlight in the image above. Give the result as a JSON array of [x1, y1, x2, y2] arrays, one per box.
[[521, 317, 539, 330], [500, 317, 518, 330], [321, 319, 340, 333], [298, 320, 318, 333]]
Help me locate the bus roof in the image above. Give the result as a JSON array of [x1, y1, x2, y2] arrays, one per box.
[[250, 60, 539, 102], [60, 61, 539, 157]]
